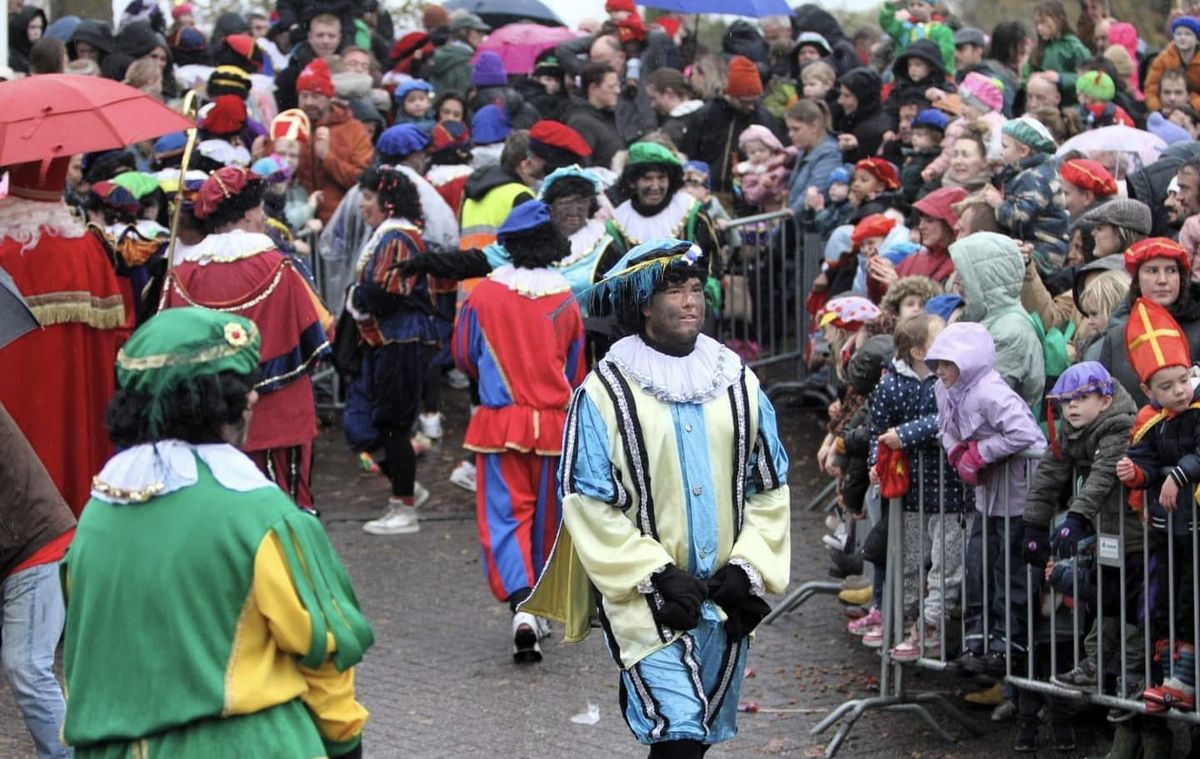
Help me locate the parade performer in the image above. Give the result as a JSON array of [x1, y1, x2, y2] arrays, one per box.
[[347, 166, 442, 536], [162, 166, 333, 510], [0, 156, 132, 515], [524, 238, 791, 758], [452, 201, 586, 661], [63, 307, 372, 758], [605, 142, 720, 264]]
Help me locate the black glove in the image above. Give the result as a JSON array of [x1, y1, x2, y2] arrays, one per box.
[[1052, 512, 1092, 558], [649, 565, 707, 631], [707, 564, 753, 611], [708, 564, 772, 642], [723, 595, 772, 642], [1021, 521, 1051, 568], [390, 257, 425, 277]]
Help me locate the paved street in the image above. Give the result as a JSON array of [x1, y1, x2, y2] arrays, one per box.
[[0, 383, 1121, 757]]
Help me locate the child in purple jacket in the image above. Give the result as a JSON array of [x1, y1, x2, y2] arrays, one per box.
[[925, 322, 1045, 676]]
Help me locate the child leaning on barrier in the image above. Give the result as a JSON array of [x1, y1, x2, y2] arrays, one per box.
[[867, 313, 971, 662], [924, 322, 1046, 675], [1020, 361, 1142, 700], [1116, 297, 1200, 715]]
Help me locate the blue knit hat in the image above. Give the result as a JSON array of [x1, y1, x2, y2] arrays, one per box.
[[153, 131, 187, 155], [830, 165, 851, 184], [912, 108, 950, 133], [924, 293, 964, 321], [1047, 360, 1116, 401], [683, 160, 711, 189], [1172, 16, 1200, 39], [394, 79, 433, 104], [498, 200, 552, 241], [471, 104, 511, 145], [471, 51, 507, 87], [376, 123, 430, 159]]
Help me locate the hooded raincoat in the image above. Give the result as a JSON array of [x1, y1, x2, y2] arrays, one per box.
[[833, 68, 893, 163], [925, 322, 1045, 518], [948, 232, 1045, 406]]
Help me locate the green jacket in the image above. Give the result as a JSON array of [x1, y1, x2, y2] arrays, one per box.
[[1024, 34, 1092, 99], [949, 231, 1045, 407], [1023, 384, 1139, 548], [878, 3, 956, 74], [428, 41, 474, 101]]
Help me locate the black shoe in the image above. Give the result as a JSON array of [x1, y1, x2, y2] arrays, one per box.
[[1014, 721, 1039, 753], [1052, 723, 1075, 752], [972, 651, 1008, 677], [828, 549, 863, 578]]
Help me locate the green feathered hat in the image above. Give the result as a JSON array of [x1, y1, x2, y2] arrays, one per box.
[[116, 307, 261, 433]]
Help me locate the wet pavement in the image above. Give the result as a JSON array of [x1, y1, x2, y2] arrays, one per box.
[[0, 375, 1126, 758]]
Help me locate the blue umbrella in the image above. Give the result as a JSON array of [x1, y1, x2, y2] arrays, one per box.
[[638, 0, 791, 16], [444, 0, 564, 28]]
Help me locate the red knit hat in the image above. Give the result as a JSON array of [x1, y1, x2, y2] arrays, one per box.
[[5, 157, 71, 202], [655, 16, 681, 37], [606, 0, 636, 13], [851, 214, 896, 249], [912, 185, 968, 228], [1125, 237, 1191, 278], [725, 56, 763, 98], [1125, 297, 1192, 383], [297, 58, 334, 97], [618, 15, 647, 43], [1060, 158, 1118, 197], [854, 158, 900, 191], [529, 120, 592, 160], [201, 94, 247, 136]]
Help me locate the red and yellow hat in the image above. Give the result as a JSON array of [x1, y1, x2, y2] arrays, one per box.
[[1125, 297, 1192, 383], [854, 158, 900, 191], [1060, 158, 1117, 198], [850, 213, 895, 249], [1124, 237, 1191, 278]]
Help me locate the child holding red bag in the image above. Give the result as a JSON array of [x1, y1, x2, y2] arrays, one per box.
[[925, 321, 1045, 675], [867, 313, 969, 660]]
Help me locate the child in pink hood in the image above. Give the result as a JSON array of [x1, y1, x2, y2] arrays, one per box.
[[734, 124, 797, 213], [1103, 21, 1143, 100]]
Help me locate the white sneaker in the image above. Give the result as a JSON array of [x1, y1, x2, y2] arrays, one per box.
[[512, 611, 543, 663], [419, 412, 444, 439], [822, 532, 848, 551], [446, 369, 470, 390], [449, 461, 476, 492], [362, 483, 429, 535]]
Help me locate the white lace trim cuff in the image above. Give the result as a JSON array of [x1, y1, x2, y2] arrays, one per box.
[[729, 558, 765, 597]]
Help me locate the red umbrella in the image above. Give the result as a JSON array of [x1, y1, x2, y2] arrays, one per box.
[[0, 74, 194, 167]]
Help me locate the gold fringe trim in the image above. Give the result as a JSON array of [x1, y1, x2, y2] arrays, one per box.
[[27, 292, 126, 330]]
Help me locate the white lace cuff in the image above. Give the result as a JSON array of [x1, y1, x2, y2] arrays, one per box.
[[636, 563, 671, 594]]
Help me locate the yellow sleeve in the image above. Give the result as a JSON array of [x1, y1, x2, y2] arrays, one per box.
[[730, 485, 792, 595], [562, 491, 676, 603], [253, 534, 368, 746]]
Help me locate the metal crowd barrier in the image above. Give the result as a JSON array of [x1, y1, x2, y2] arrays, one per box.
[[806, 441, 1200, 757], [716, 211, 816, 373], [296, 227, 343, 414]]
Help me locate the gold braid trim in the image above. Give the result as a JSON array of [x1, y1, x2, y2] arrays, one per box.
[[170, 263, 287, 313]]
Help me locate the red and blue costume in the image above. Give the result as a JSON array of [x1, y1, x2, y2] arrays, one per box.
[[453, 260, 586, 605]]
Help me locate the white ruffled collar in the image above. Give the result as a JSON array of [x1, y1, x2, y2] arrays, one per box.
[[611, 192, 696, 246], [489, 264, 571, 297], [557, 220, 611, 268], [184, 229, 276, 265], [605, 334, 743, 404], [90, 441, 274, 504]]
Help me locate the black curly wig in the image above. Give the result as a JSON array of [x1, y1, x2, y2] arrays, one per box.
[[502, 223, 571, 269], [358, 166, 423, 221], [105, 370, 256, 447], [542, 175, 600, 219], [198, 176, 266, 234]]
